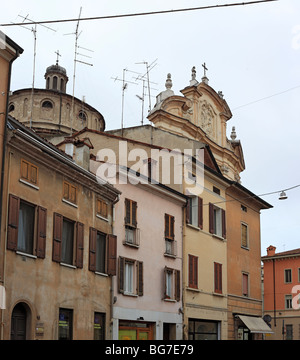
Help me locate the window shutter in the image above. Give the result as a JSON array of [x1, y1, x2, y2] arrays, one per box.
[[198, 197, 203, 229], [89, 227, 97, 272], [118, 257, 125, 293], [222, 209, 226, 238], [75, 222, 84, 269], [125, 199, 130, 225], [7, 194, 20, 251], [137, 261, 143, 296], [186, 198, 191, 224], [175, 270, 180, 302], [36, 206, 47, 259], [188, 255, 198, 289], [214, 262, 222, 294], [107, 234, 117, 276], [132, 201, 137, 227], [243, 273, 248, 296], [209, 203, 214, 234], [164, 214, 169, 238], [52, 213, 63, 262], [170, 216, 175, 240], [163, 267, 167, 299]]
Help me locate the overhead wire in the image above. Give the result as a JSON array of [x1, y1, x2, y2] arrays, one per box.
[[0, 0, 278, 27]]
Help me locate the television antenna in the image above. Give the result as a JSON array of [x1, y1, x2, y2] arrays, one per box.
[[64, 7, 94, 135], [111, 68, 138, 136], [12, 14, 56, 128]]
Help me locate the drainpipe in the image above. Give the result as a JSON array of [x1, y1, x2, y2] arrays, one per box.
[[273, 259, 276, 328]]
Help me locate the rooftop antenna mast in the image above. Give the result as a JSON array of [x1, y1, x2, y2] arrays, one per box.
[[136, 59, 158, 115], [65, 7, 93, 135], [111, 68, 138, 136], [13, 14, 56, 128]]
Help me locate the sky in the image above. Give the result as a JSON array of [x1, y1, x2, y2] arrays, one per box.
[[0, 0, 299, 255]]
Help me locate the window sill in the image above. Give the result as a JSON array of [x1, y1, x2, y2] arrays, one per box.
[[16, 251, 37, 260], [123, 241, 139, 248], [164, 253, 176, 259], [95, 271, 108, 277], [96, 214, 109, 222], [241, 245, 250, 251], [60, 262, 77, 269], [163, 298, 176, 303], [186, 287, 201, 292], [212, 234, 225, 241], [62, 198, 78, 208], [123, 292, 138, 297], [19, 178, 39, 190], [213, 291, 225, 297], [186, 223, 201, 231]]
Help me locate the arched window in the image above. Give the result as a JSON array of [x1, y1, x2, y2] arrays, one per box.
[[53, 76, 58, 90], [46, 77, 50, 89], [79, 111, 87, 122], [42, 100, 53, 109], [8, 103, 15, 113], [60, 79, 65, 92]]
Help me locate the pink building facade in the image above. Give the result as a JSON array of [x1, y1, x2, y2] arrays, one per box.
[[111, 171, 186, 340]]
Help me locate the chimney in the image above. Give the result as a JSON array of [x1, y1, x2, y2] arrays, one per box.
[[74, 138, 93, 171], [267, 245, 276, 257]]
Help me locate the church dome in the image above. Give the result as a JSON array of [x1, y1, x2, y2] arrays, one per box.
[[45, 63, 68, 77], [44, 61, 69, 93]]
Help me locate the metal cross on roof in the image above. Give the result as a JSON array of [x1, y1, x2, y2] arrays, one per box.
[[55, 50, 61, 65], [202, 62, 208, 77]]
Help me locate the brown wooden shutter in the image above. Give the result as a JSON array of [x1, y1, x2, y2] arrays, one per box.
[[125, 199, 130, 225], [118, 257, 125, 293], [175, 270, 180, 302], [75, 222, 84, 268], [209, 203, 214, 234], [163, 267, 167, 299], [214, 262, 222, 294], [188, 255, 198, 289], [137, 261, 143, 296], [52, 213, 63, 262], [132, 201, 137, 227], [107, 234, 117, 276], [198, 197, 203, 230], [170, 216, 175, 240], [222, 209, 226, 238], [36, 206, 47, 259], [186, 198, 191, 224], [7, 194, 20, 251], [89, 227, 97, 272], [164, 214, 169, 238]]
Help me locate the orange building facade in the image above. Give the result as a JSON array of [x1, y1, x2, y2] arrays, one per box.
[[262, 246, 300, 340]]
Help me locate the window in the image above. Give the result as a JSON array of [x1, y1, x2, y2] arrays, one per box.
[[79, 111, 87, 122], [285, 269, 292, 283], [21, 159, 38, 186], [242, 273, 249, 297], [209, 203, 226, 238], [285, 295, 293, 309], [241, 204, 247, 212], [188, 255, 198, 289], [53, 76, 58, 90], [96, 198, 108, 219], [52, 213, 84, 268], [8, 103, 15, 112], [213, 186, 220, 195], [7, 194, 47, 259], [89, 228, 117, 275], [214, 262, 222, 294], [163, 267, 180, 301], [42, 100, 53, 109], [58, 308, 73, 340], [124, 199, 139, 246], [286, 324, 293, 340], [63, 180, 77, 204], [188, 319, 219, 340], [94, 313, 105, 340], [186, 196, 203, 229], [118, 257, 143, 296], [165, 214, 176, 257], [241, 223, 248, 248]]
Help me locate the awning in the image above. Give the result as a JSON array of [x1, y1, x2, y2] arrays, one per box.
[[237, 315, 274, 334]]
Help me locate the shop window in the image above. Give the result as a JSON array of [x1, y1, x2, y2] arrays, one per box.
[[188, 319, 219, 340], [58, 308, 73, 340], [94, 313, 105, 340]]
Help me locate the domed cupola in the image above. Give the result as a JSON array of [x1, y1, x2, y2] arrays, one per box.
[[44, 51, 69, 93]]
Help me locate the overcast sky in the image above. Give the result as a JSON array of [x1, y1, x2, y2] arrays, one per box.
[[1, 0, 299, 255]]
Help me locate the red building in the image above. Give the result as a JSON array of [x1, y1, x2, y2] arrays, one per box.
[[262, 246, 300, 340]]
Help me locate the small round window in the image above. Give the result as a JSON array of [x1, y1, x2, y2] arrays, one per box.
[[8, 103, 15, 112]]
